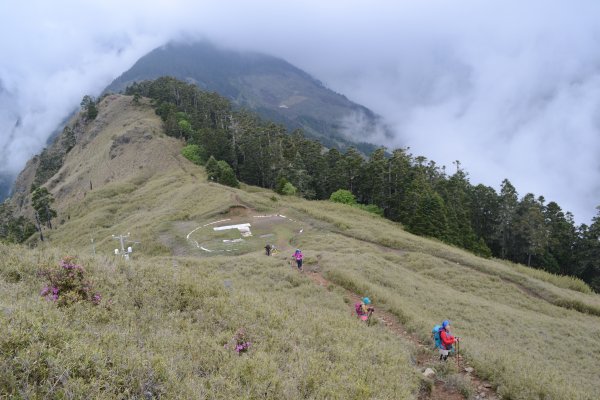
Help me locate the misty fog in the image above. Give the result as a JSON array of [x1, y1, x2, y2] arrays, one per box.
[[1, 0, 599, 223]]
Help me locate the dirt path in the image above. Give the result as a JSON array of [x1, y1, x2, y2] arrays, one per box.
[[304, 269, 499, 400]]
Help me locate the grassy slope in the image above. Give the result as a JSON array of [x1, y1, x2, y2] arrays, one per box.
[[0, 244, 420, 399], [285, 199, 600, 400], [2, 96, 600, 399]]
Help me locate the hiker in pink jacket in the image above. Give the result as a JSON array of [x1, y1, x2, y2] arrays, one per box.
[[292, 249, 303, 271]]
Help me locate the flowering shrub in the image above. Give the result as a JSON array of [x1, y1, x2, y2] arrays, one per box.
[[39, 256, 101, 307], [225, 328, 252, 355]]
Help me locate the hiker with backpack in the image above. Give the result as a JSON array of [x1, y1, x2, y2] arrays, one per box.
[[265, 244, 272, 256], [292, 249, 303, 271], [355, 297, 375, 323], [433, 320, 459, 361]]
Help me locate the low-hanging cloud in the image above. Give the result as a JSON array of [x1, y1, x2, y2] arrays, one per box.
[[1, 0, 599, 223]]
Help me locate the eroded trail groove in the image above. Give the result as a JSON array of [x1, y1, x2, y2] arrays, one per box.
[[305, 269, 499, 400]]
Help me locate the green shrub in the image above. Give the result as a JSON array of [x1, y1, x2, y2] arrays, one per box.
[[281, 182, 297, 196], [181, 144, 206, 165], [329, 189, 356, 205]]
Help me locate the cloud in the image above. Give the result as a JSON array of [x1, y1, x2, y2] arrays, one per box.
[[1, 0, 599, 223]]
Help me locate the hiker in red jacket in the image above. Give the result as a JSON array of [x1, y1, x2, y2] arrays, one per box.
[[439, 320, 459, 361]]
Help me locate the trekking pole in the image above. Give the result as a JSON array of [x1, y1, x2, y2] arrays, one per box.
[[456, 338, 460, 370]]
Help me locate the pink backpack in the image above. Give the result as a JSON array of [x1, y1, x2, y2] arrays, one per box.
[[355, 303, 364, 315]]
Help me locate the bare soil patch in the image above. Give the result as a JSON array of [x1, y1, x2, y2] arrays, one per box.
[[226, 205, 250, 217]]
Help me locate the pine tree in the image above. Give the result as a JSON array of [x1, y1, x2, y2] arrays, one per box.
[[31, 187, 56, 229], [441, 164, 475, 248], [409, 190, 448, 240], [296, 139, 326, 199], [340, 147, 364, 194], [287, 151, 311, 198], [363, 148, 388, 212], [216, 160, 239, 188], [324, 148, 348, 195], [80, 95, 98, 121], [575, 207, 600, 291], [470, 184, 500, 255], [205, 156, 219, 181], [543, 201, 577, 275], [495, 179, 518, 259], [387, 148, 413, 222], [513, 194, 547, 267]]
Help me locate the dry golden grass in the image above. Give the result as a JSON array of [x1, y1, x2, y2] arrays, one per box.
[[281, 199, 600, 400], [0, 243, 420, 399]]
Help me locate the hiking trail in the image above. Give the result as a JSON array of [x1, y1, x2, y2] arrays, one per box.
[[304, 267, 499, 400], [182, 205, 499, 399]]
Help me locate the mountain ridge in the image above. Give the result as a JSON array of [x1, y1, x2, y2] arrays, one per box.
[[106, 41, 389, 153], [9, 95, 183, 219]]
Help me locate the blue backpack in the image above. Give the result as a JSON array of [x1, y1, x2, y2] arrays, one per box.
[[432, 325, 443, 348]]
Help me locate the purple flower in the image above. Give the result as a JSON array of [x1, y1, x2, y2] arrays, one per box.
[[234, 342, 251, 353], [92, 293, 102, 305], [60, 259, 83, 271], [40, 286, 50, 296]]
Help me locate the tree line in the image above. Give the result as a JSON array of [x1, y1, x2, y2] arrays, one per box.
[[125, 77, 600, 291]]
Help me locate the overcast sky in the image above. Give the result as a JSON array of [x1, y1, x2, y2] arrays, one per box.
[[1, 0, 600, 224]]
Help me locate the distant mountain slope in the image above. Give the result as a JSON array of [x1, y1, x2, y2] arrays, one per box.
[[10, 95, 184, 218], [106, 41, 388, 153], [0, 174, 11, 200]]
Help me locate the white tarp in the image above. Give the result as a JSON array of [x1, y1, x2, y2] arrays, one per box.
[[213, 223, 251, 231]]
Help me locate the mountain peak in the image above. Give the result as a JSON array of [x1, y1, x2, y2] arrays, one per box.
[[106, 41, 388, 153]]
